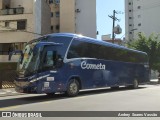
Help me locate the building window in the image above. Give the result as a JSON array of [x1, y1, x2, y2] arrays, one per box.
[[51, 26, 53, 30], [137, 6, 141, 9], [129, 17, 132, 19], [138, 15, 141, 18], [56, 12, 59, 17], [129, 2, 132, 5], [51, 12, 53, 17], [129, 32, 132, 34], [129, 24, 132, 26], [56, 25, 59, 30], [138, 23, 141, 26], [129, 10, 132, 12], [17, 20, 26, 30], [5, 22, 9, 27]]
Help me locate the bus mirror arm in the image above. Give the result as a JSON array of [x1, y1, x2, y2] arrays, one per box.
[[56, 58, 63, 68], [8, 50, 23, 61]]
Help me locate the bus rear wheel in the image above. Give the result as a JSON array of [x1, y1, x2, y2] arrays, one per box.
[[46, 93, 55, 96], [133, 79, 139, 89], [66, 79, 79, 97]]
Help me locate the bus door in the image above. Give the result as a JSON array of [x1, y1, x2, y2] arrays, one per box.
[[37, 45, 58, 93]]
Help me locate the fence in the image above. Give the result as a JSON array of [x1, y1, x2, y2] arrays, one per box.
[[0, 63, 17, 89]]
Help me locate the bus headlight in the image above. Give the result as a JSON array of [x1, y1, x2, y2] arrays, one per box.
[[14, 81, 30, 87], [30, 79, 37, 83]]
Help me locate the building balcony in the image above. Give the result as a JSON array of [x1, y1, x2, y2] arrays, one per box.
[[0, 7, 24, 15]]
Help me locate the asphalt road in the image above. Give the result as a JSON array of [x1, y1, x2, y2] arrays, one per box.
[[0, 84, 160, 120]]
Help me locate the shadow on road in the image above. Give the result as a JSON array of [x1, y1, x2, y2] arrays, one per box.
[[0, 87, 146, 109]]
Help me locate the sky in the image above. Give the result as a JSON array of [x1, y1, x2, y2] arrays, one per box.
[[96, 0, 125, 40]]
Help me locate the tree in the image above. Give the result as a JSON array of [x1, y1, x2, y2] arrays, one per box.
[[128, 33, 160, 81]]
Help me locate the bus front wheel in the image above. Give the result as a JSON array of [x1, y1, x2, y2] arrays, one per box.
[[66, 79, 79, 97]]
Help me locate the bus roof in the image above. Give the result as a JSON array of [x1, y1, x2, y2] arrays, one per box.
[[46, 33, 147, 56]]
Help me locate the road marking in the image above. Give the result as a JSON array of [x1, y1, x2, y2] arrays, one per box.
[[0, 101, 53, 111], [41, 101, 52, 104], [0, 106, 19, 111]]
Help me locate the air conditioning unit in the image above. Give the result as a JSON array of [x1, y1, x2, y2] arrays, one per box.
[[75, 9, 81, 13], [10, 21, 17, 29]]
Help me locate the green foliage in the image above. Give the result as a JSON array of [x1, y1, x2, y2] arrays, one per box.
[[128, 33, 160, 72]]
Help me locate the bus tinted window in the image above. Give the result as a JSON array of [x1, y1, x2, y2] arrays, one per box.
[[41, 36, 72, 58], [67, 39, 148, 63]]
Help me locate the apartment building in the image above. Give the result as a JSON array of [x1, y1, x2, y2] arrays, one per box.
[[125, 0, 160, 41], [48, 0, 97, 38], [0, 0, 50, 62], [48, 0, 60, 33], [0, 0, 97, 62]]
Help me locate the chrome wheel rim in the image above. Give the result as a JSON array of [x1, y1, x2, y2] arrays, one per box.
[[134, 80, 138, 88], [69, 82, 78, 94]]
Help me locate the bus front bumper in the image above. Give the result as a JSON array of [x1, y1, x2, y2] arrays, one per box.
[[15, 81, 38, 93], [14, 80, 66, 94]]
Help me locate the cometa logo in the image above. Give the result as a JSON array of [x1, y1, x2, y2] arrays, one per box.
[[81, 61, 106, 70]]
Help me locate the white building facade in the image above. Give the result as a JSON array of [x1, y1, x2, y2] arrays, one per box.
[[60, 0, 97, 38], [125, 0, 160, 41], [0, 0, 50, 62]]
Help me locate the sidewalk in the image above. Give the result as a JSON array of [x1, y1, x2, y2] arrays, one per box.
[[0, 79, 159, 97], [0, 88, 24, 97]]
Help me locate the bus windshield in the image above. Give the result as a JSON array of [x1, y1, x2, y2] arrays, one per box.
[[17, 42, 40, 77], [17, 42, 64, 77]]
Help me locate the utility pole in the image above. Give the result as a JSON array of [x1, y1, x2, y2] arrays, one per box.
[[108, 10, 120, 43]]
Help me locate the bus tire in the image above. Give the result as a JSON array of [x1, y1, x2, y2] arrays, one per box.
[[46, 93, 55, 96], [133, 79, 139, 89], [111, 86, 119, 90], [66, 79, 79, 97]]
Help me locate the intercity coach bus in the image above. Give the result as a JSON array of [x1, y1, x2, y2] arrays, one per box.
[[9, 33, 150, 96]]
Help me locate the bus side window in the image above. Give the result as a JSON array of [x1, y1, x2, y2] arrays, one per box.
[[44, 51, 54, 67]]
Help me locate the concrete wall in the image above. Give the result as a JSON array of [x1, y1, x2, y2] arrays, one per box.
[[33, 0, 42, 38], [10, 0, 33, 13], [0, 0, 10, 9], [0, 0, 34, 43], [75, 0, 97, 38], [0, 14, 34, 43], [0, 0, 2, 9], [41, 0, 51, 35], [50, 2, 60, 33], [60, 0, 97, 38], [34, 0, 50, 38], [0, 0, 50, 43], [60, 0, 75, 33], [125, 0, 160, 41]]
